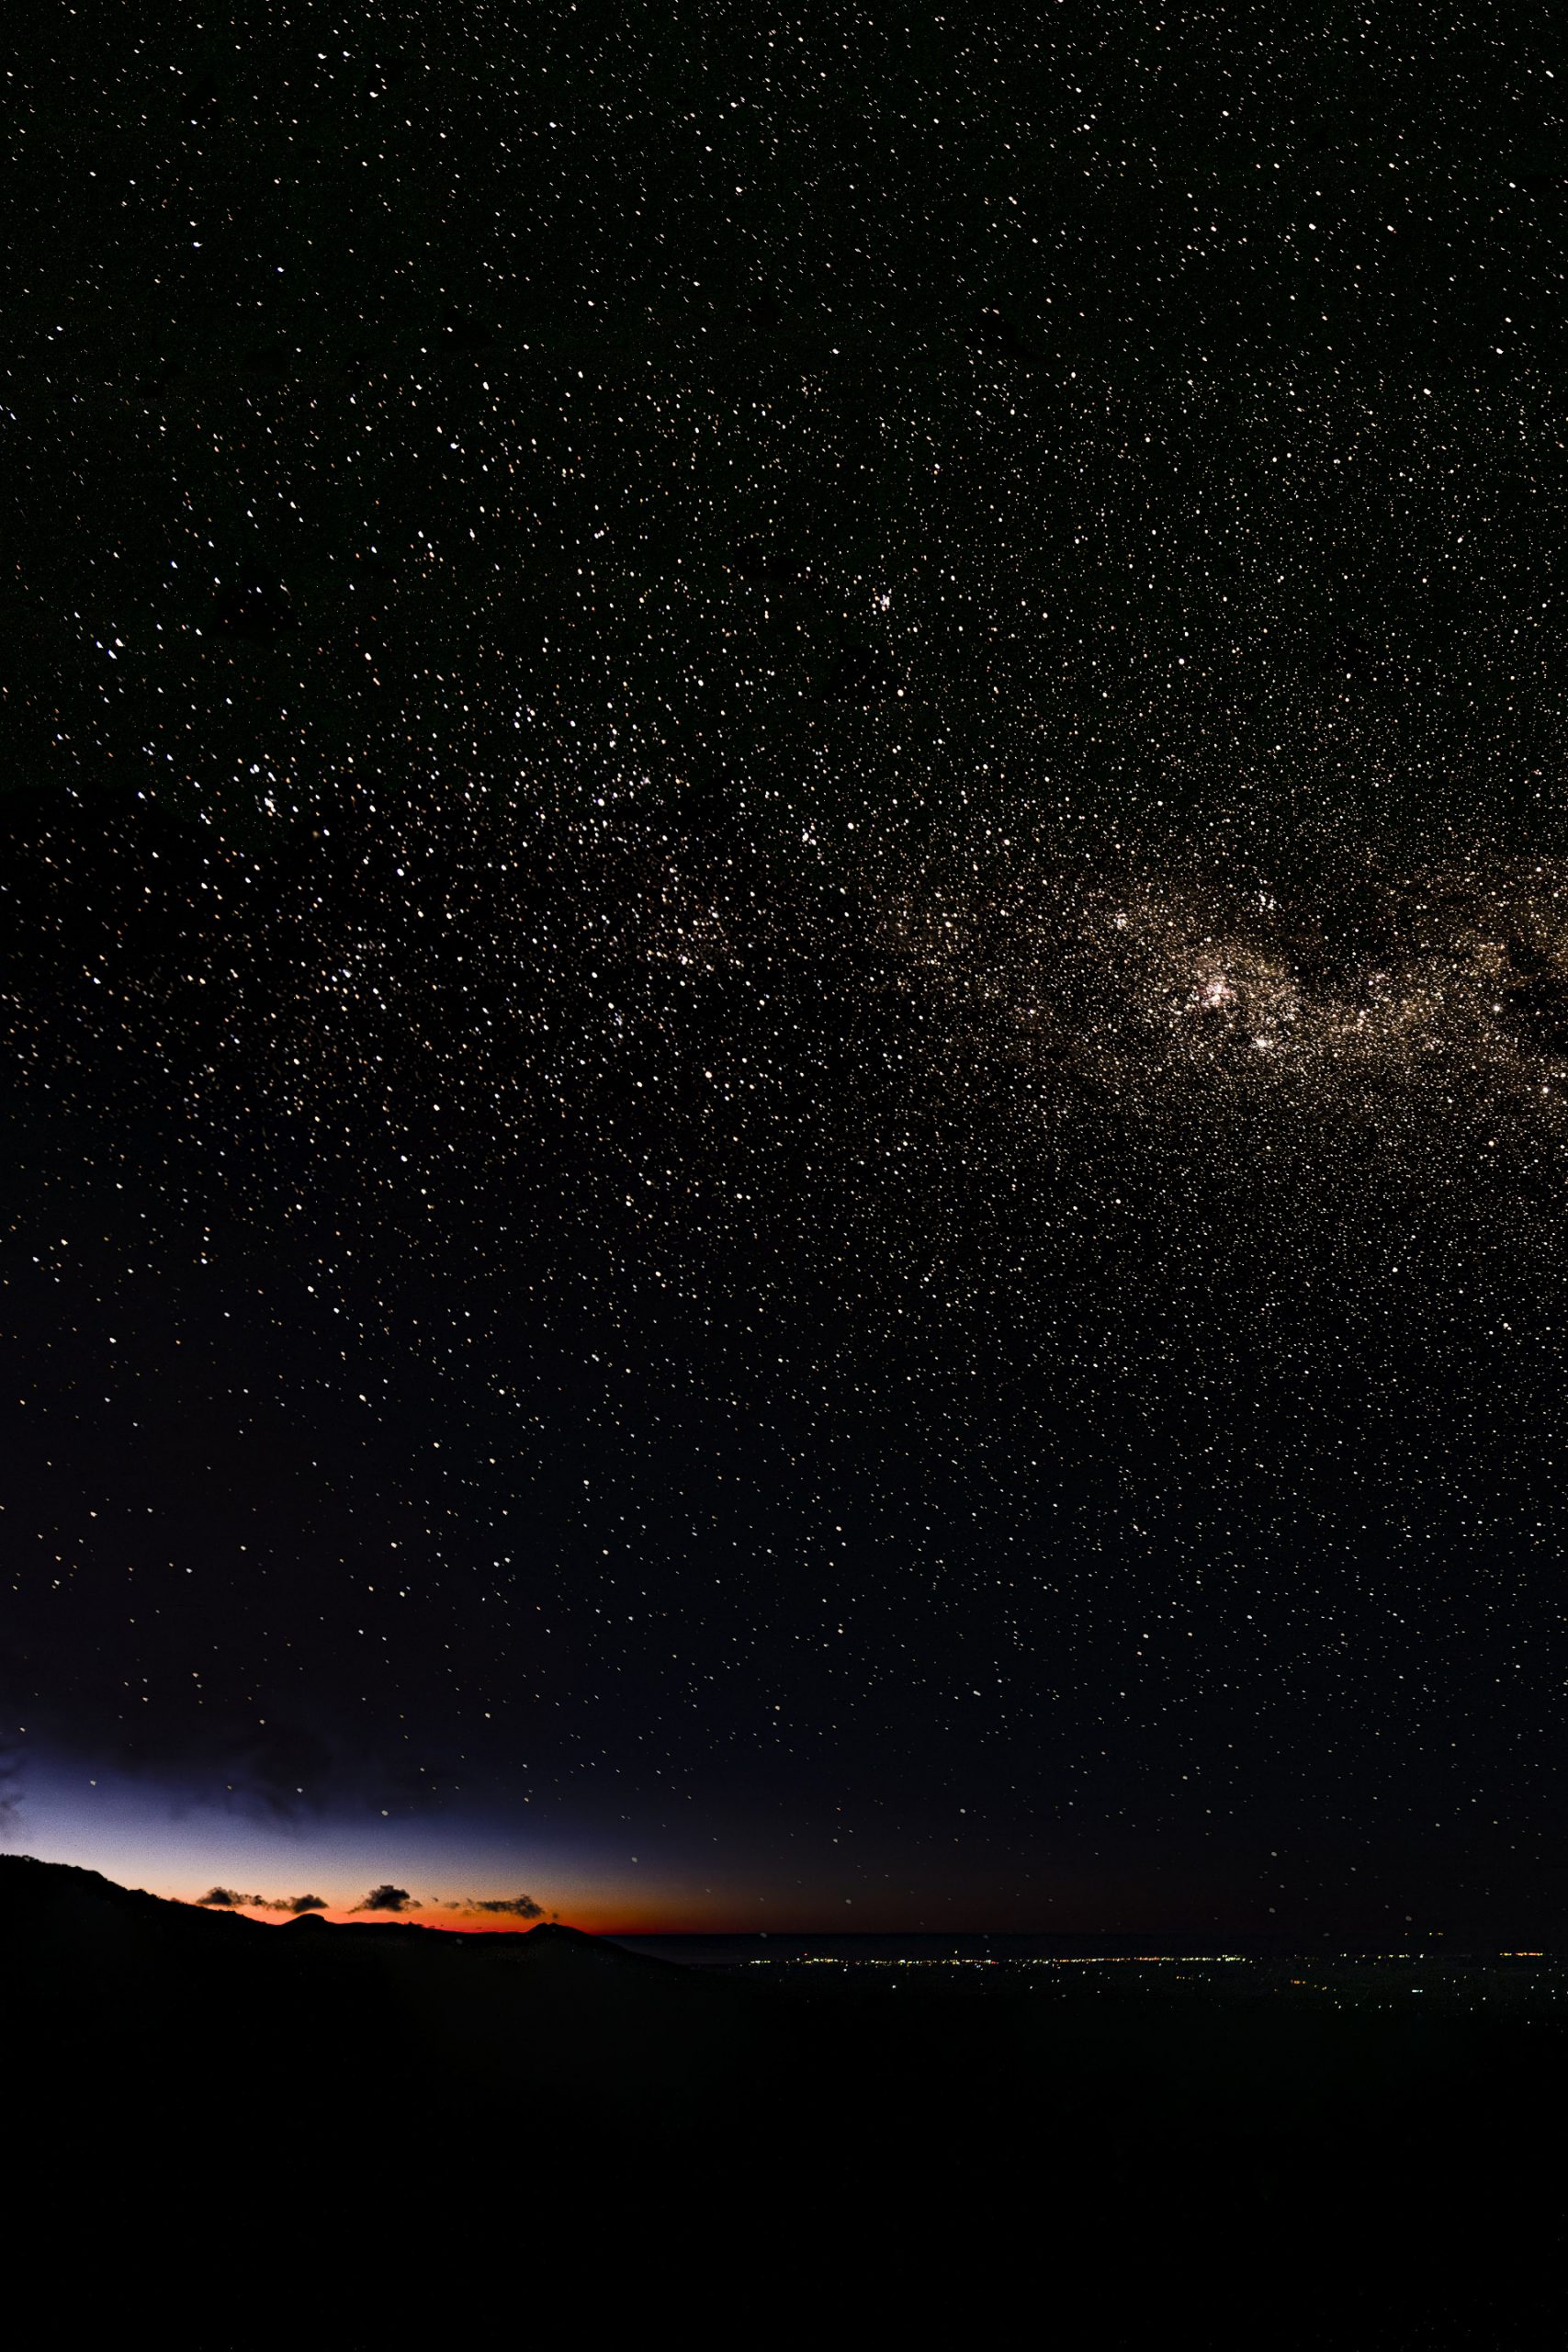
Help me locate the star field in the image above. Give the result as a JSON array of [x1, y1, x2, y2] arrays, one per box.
[[6, 5, 1568, 1933]]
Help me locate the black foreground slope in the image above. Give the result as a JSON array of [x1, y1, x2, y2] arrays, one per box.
[[6, 1856, 1568, 2344], [1, 1854, 740, 2129]]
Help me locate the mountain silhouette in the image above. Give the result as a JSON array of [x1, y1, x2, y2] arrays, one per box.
[[5, 1851, 1559, 2345], [0, 1849, 264, 1947]]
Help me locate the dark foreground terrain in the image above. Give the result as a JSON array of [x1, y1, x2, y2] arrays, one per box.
[[6, 1855, 1565, 2344]]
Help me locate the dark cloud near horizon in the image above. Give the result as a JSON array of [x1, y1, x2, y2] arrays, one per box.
[[6, 1706, 462, 1830], [471, 1894, 545, 1919], [197, 1886, 329, 1913], [354, 1883, 419, 1914]]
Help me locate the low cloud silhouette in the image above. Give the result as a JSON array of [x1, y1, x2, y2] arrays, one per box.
[[354, 1883, 419, 1913], [197, 1886, 329, 1913], [471, 1894, 545, 1919]]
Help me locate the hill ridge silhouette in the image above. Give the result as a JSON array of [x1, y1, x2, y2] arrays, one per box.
[[0, 1851, 682, 1975]]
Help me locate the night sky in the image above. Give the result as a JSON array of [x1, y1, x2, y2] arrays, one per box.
[[6, 5, 1568, 1937]]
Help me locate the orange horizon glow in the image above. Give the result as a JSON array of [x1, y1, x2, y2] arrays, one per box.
[[157, 1869, 852, 1936], [172, 1890, 947, 1936], [189, 1902, 758, 1935]]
